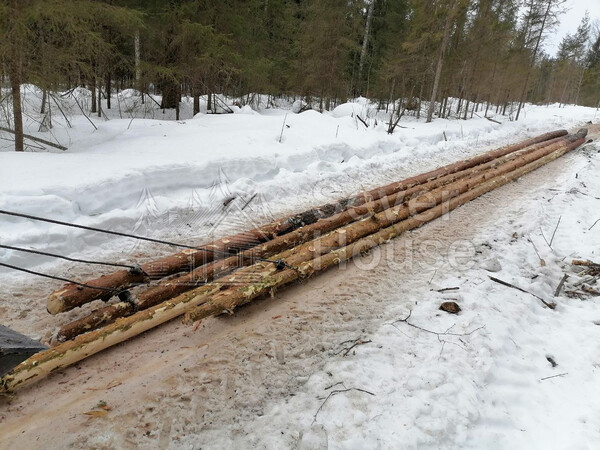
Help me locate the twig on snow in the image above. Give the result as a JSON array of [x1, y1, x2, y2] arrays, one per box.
[[429, 269, 437, 285], [554, 274, 568, 297], [241, 193, 257, 211], [540, 226, 551, 249], [573, 189, 600, 200], [528, 235, 546, 266], [390, 310, 483, 358], [356, 114, 369, 128], [335, 338, 372, 357], [540, 372, 568, 381], [391, 310, 484, 337], [313, 386, 375, 424], [278, 113, 288, 143], [589, 218, 600, 231], [549, 216, 562, 248], [435, 287, 460, 293], [488, 276, 556, 309]]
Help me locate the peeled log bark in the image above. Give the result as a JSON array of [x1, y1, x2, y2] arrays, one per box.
[[57, 134, 569, 341], [2, 130, 585, 394], [47, 130, 568, 314]]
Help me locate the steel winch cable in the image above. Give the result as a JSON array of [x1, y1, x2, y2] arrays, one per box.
[[0, 262, 121, 293], [0, 244, 143, 272], [0, 209, 296, 271]]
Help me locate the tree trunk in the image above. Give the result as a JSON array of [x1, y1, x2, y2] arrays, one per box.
[[40, 89, 47, 114], [9, 54, 23, 152], [175, 84, 180, 120], [97, 79, 102, 118], [357, 0, 375, 94], [9, 0, 23, 152], [105, 71, 111, 109], [134, 31, 141, 92], [427, 11, 453, 123], [160, 79, 179, 110], [516, 0, 553, 121], [90, 76, 97, 114], [192, 85, 200, 116]]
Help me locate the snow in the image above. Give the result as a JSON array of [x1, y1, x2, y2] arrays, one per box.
[[0, 87, 599, 448], [0, 87, 598, 274]]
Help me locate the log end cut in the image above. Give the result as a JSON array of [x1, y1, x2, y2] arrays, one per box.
[[47, 288, 72, 315]]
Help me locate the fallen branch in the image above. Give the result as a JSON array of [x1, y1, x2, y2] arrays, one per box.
[[488, 276, 556, 309], [572, 259, 600, 276], [435, 287, 460, 293], [528, 235, 546, 266], [485, 116, 502, 124], [336, 338, 372, 357], [554, 274, 568, 297], [0, 126, 67, 151], [391, 310, 484, 337], [356, 114, 369, 128], [48, 93, 72, 129], [313, 386, 375, 424], [70, 93, 98, 130], [549, 216, 562, 248], [540, 372, 568, 381]]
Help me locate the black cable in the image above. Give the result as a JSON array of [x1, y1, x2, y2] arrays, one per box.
[[0, 244, 140, 271], [0, 209, 296, 271], [0, 262, 120, 293]]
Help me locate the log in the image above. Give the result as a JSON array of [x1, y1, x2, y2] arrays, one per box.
[[47, 129, 568, 314], [56, 133, 570, 341], [0, 126, 68, 151], [2, 131, 585, 393], [185, 132, 587, 322]]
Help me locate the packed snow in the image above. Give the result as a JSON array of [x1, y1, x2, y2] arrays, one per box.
[[0, 87, 599, 449]]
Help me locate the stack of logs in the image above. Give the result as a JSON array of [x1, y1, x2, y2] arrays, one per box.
[[1, 128, 588, 393]]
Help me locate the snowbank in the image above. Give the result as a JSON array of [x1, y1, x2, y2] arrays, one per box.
[[0, 100, 598, 273]]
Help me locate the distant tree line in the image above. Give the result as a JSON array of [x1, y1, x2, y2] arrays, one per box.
[[1, 0, 599, 151]]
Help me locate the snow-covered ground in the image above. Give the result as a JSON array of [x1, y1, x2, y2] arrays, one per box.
[[0, 88, 599, 449]]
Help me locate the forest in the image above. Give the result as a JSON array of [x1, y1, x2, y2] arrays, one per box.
[[1, 0, 599, 152]]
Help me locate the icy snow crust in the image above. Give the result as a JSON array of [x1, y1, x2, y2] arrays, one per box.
[[0, 90, 599, 449]]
